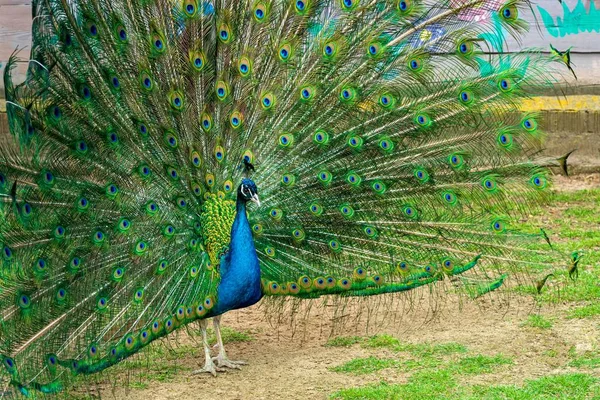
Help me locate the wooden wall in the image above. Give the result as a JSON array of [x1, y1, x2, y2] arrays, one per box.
[[1, 0, 599, 91], [0, 0, 32, 90]]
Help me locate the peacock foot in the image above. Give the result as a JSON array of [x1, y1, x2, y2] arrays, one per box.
[[212, 355, 247, 369], [191, 359, 225, 377]]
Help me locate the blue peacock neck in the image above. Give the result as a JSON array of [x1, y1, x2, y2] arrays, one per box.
[[212, 193, 262, 315]]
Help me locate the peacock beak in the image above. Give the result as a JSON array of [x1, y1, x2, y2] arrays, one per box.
[[251, 193, 260, 207]]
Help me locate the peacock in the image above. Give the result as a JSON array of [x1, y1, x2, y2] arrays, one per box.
[[0, 0, 566, 395]]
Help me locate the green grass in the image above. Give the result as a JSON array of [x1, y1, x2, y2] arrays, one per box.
[[452, 354, 514, 375], [521, 314, 553, 329], [567, 303, 600, 319], [330, 356, 401, 375], [361, 334, 400, 349], [331, 372, 599, 400], [330, 332, 508, 378], [207, 326, 254, 345], [511, 188, 600, 304], [330, 355, 442, 375], [472, 373, 599, 400], [330, 369, 459, 400], [328, 334, 467, 357], [569, 352, 600, 369]]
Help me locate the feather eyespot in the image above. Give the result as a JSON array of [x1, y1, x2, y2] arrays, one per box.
[[347, 135, 363, 150], [353, 267, 366, 280], [230, 111, 243, 128], [338, 278, 352, 290], [341, 0, 358, 10], [183, 0, 198, 17], [498, 78, 513, 92], [530, 173, 547, 190], [323, 42, 338, 58], [261, 92, 276, 109], [408, 58, 423, 71], [363, 226, 377, 237], [481, 175, 498, 192], [298, 275, 312, 289], [292, 228, 305, 240], [340, 204, 355, 218], [278, 43, 293, 61], [135, 241, 148, 255], [402, 205, 418, 218], [339, 87, 357, 102], [442, 191, 457, 205], [117, 218, 131, 232], [278, 133, 294, 147], [196, 304, 207, 317], [378, 137, 394, 152], [521, 117, 537, 132], [204, 296, 214, 310], [309, 203, 323, 216], [80, 85, 92, 100], [457, 40, 474, 56], [156, 260, 168, 275], [215, 81, 230, 100], [218, 24, 232, 43], [378, 93, 395, 108], [201, 113, 213, 131], [414, 168, 430, 183], [371, 180, 386, 194], [459, 90, 474, 104], [169, 91, 185, 111], [500, 5, 518, 20], [317, 170, 332, 185], [313, 129, 329, 144]]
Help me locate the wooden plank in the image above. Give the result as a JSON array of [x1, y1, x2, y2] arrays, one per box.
[[0, 3, 32, 93], [0, 0, 32, 6]]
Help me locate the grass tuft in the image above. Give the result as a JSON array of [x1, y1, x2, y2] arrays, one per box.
[[331, 372, 599, 400], [473, 373, 598, 400], [361, 334, 400, 349], [207, 326, 254, 345], [567, 303, 600, 319], [452, 354, 513, 375], [329, 356, 399, 375], [569, 352, 600, 369], [521, 314, 554, 329]]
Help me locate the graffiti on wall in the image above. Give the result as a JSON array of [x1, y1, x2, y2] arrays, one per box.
[[538, 0, 600, 37]]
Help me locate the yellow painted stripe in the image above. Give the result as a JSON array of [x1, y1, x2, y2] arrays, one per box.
[[520, 96, 600, 112]]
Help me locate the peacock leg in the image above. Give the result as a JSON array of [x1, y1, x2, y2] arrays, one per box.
[[191, 319, 224, 376], [212, 315, 247, 369]]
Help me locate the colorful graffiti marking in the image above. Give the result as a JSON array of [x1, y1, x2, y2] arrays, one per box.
[[538, 0, 600, 37], [452, 0, 502, 21]]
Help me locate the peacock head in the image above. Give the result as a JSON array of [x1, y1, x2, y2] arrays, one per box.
[[238, 178, 260, 207]]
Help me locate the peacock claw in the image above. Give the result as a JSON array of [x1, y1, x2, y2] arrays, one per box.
[[212, 355, 247, 369], [191, 361, 225, 377]]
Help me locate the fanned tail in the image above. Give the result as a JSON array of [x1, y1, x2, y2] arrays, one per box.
[[0, 0, 567, 395]]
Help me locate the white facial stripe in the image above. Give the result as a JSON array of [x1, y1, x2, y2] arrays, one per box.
[[241, 185, 250, 197]]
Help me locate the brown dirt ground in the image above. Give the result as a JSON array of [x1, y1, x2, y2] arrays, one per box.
[[96, 175, 600, 400], [108, 297, 598, 400]]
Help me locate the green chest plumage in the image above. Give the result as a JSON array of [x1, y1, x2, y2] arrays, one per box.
[[199, 194, 236, 267]]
